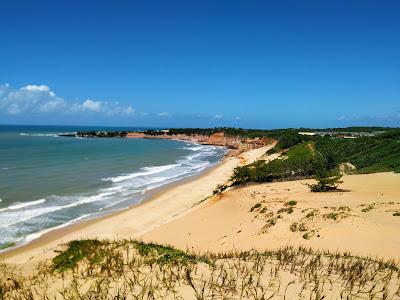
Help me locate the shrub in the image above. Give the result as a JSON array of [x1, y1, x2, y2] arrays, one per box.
[[308, 152, 342, 192], [213, 184, 228, 195]]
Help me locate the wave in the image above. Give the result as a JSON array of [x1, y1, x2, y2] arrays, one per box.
[[0, 192, 115, 228], [0, 198, 46, 212], [15, 213, 94, 250], [19, 132, 75, 138], [0, 141, 226, 250], [102, 164, 182, 183]]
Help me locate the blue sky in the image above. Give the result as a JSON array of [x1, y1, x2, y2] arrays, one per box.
[[0, 1, 399, 128]]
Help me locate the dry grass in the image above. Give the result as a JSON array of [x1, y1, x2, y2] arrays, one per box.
[[1, 239, 400, 299]]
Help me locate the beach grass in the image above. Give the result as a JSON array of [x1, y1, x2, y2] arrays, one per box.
[[1, 239, 400, 299]]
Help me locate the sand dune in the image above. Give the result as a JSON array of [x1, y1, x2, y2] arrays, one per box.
[[142, 172, 400, 260]]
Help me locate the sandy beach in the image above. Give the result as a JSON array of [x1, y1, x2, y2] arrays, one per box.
[[142, 172, 400, 260], [2, 143, 400, 299], [1, 144, 274, 265]]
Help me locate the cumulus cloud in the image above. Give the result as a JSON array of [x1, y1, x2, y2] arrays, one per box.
[[0, 83, 134, 117], [22, 85, 51, 92], [82, 99, 102, 112]]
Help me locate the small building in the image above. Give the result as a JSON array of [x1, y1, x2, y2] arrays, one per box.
[[298, 132, 316, 136]]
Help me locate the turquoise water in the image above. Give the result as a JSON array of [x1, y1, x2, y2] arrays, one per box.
[[0, 125, 226, 249]]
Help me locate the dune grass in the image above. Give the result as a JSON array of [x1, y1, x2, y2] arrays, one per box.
[[1, 239, 400, 299]]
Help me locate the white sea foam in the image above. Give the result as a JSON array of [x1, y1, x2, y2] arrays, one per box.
[[102, 164, 181, 183], [19, 132, 73, 138], [0, 141, 226, 250], [0, 192, 115, 228], [18, 213, 93, 247], [0, 198, 46, 212]]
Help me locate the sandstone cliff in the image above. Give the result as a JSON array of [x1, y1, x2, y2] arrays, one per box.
[[125, 132, 272, 151]]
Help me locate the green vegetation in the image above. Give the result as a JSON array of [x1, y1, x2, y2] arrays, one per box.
[[75, 131, 128, 137], [307, 152, 343, 192], [212, 184, 228, 195], [75, 127, 399, 175], [232, 142, 317, 184], [2, 239, 400, 299], [52, 239, 106, 272], [129, 240, 209, 265], [250, 202, 262, 212], [232, 129, 400, 188], [288, 200, 297, 206], [313, 129, 400, 173], [53, 240, 208, 272]]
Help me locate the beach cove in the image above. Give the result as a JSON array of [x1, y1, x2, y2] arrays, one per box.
[[1, 141, 273, 265]]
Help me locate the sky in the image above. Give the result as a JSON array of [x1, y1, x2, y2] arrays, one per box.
[[0, 0, 399, 129]]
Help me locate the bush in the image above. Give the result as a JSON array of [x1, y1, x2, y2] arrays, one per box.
[[307, 152, 343, 192], [213, 184, 228, 195]]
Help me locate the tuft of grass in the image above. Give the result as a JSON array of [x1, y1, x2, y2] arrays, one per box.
[[393, 211, 400, 216], [302, 230, 317, 240], [250, 203, 262, 212], [213, 184, 228, 195], [305, 209, 319, 218], [131, 241, 209, 265], [290, 222, 298, 232], [361, 204, 374, 212], [52, 239, 105, 272], [288, 200, 297, 206], [261, 217, 278, 233], [2, 238, 400, 299]]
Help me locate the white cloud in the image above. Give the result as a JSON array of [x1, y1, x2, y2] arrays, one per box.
[[338, 115, 346, 121], [82, 99, 102, 112], [0, 83, 10, 96], [126, 106, 134, 114], [157, 111, 170, 117], [0, 84, 66, 115], [213, 114, 223, 119], [21, 85, 50, 92], [0, 83, 135, 117]]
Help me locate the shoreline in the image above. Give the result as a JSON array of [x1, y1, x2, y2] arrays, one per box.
[[0, 154, 225, 256], [1, 144, 273, 264]]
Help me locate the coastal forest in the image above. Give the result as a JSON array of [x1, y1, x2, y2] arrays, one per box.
[[231, 128, 400, 185]]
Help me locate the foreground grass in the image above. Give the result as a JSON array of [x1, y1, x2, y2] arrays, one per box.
[[1, 240, 400, 299]]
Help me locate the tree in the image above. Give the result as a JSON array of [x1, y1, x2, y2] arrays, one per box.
[[308, 152, 342, 192]]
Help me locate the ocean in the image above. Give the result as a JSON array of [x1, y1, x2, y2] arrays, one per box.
[[0, 125, 226, 249]]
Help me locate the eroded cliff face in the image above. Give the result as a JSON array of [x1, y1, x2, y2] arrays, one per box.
[[125, 132, 272, 151]]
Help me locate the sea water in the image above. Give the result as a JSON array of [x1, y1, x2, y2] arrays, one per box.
[[0, 125, 226, 249]]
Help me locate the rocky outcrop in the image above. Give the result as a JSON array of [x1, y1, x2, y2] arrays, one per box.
[[125, 132, 272, 151]]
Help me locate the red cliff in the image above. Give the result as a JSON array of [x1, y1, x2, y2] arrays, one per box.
[[126, 132, 271, 151]]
